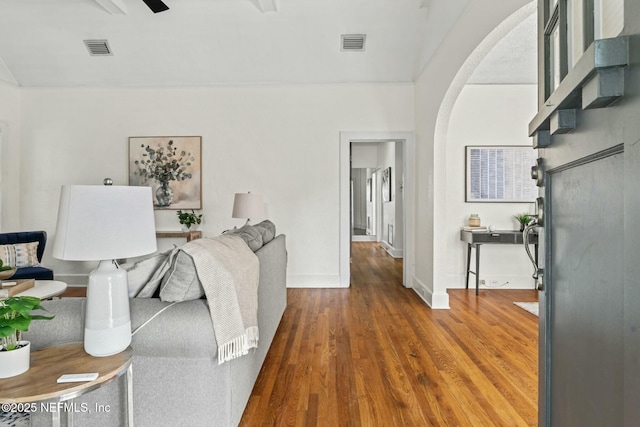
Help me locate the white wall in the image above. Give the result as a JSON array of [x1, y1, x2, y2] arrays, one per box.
[[17, 84, 414, 286], [446, 84, 537, 289], [0, 81, 22, 232], [351, 144, 378, 168], [413, 0, 531, 308], [351, 168, 367, 230], [377, 140, 404, 255], [352, 144, 378, 236], [379, 141, 395, 244]]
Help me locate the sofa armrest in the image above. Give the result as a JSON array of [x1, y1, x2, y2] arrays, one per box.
[[24, 297, 218, 359], [128, 298, 218, 359]]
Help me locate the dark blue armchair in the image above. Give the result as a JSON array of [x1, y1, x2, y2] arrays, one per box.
[[0, 231, 54, 280]]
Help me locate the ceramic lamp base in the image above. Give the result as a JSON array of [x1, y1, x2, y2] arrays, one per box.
[[84, 260, 131, 357]]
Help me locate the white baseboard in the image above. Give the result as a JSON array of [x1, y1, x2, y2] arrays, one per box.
[[450, 274, 537, 290], [412, 276, 450, 309], [287, 275, 344, 288], [380, 241, 403, 258], [54, 274, 89, 286], [351, 235, 377, 242]]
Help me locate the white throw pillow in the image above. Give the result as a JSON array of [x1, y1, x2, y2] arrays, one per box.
[[0, 242, 40, 268], [122, 251, 171, 297]]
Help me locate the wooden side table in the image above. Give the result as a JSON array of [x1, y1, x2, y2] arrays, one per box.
[[0, 343, 133, 427]]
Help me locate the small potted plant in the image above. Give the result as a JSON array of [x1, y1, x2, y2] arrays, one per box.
[[177, 210, 203, 231], [0, 296, 54, 378], [514, 213, 533, 232]]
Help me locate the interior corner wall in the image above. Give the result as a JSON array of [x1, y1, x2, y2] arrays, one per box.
[[18, 83, 414, 286], [413, 0, 531, 308], [394, 141, 404, 251], [446, 84, 538, 289], [378, 141, 395, 245], [377, 140, 404, 255], [0, 82, 21, 232], [351, 168, 367, 230]]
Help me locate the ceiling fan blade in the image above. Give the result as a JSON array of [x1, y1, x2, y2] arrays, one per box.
[[142, 0, 169, 13]]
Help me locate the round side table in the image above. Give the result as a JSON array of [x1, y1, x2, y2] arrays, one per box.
[[0, 343, 133, 427], [15, 280, 68, 300]]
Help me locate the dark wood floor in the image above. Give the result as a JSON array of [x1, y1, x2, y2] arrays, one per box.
[[240, 242, 539, 426]]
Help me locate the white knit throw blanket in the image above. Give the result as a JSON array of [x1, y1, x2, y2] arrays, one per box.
[[180, 235, 260, 365]]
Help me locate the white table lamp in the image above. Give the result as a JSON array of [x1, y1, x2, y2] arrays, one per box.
[[232, 192, 265, 225], [53, 180, 157, 357]]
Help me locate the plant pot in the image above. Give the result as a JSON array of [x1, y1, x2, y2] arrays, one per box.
[[0, 268, 16, 280], [0, 341, 30, 378]]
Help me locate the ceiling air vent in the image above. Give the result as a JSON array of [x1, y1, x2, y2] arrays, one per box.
[[83, 39, 113, 56], [341, 34, 366, 52]]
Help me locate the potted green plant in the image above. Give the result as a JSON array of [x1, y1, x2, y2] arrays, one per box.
[[0, 296, 54, 378], [177, 209, 203, 230], [514, 213, 533, 232]]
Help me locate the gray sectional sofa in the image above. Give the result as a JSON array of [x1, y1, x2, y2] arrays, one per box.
[[24, 233, 287, 427]]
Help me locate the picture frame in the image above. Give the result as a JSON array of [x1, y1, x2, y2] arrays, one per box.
[[382, 167, 392, 202], [129, 136, 202, 210], [465, 145, 537, 203]]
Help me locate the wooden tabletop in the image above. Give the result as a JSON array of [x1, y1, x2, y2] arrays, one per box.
[[0, 343, 132, 403], [156, 230, 202, 241], [17, 280, 68, 299]]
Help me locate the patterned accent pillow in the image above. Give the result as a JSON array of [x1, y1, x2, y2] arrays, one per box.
[[0, 242, 40, 268]]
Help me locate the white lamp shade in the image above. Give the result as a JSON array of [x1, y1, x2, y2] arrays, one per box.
[[232, 192, 265, 219], [53, 185, 157, 261]]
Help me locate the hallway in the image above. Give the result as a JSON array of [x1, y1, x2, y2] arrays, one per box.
[[241, 242, 538, 426]]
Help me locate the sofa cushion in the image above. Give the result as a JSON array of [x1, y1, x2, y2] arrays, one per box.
[[253, 220, 276, 245], [12, 266, 54, 280], [0, 242, 40, 268], [122, 251, 171, 297], [225, 225, 263, 252], [159, 250, 204, 302], [134, 253, 174, 298]]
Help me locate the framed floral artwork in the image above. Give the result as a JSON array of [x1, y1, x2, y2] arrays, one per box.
[[129, 136, 202, 209]]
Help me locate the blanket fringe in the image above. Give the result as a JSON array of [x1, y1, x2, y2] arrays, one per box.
[[247, 326, 259, 349], [217, 326, 260, 365]]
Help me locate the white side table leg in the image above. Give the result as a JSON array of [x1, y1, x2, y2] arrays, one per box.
[[67, 403, 74, 426], [125, 364, 134, 426], [51, 406, 60, 427]]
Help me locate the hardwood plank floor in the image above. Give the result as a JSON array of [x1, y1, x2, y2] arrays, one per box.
[[59, 286, 87, 298], [241, 242, 538, 426]]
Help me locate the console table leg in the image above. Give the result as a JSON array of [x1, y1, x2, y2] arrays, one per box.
[[465, 244, 472, 289], [475, 244, 481, 295]]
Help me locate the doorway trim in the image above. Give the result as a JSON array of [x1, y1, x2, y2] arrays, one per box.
[[339, 131, 415, 288]]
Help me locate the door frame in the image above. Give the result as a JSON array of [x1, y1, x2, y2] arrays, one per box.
[[339, 131, 415, 288]]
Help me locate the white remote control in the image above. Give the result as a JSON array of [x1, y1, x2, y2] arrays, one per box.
[[57, 373, 99, 383]]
